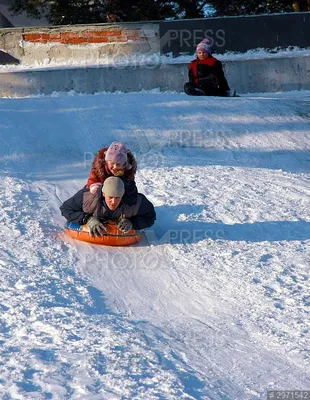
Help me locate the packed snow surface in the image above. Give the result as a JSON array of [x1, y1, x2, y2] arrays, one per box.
[[0, 90, 309, 399]]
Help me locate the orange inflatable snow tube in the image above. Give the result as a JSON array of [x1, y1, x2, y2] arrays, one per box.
[[64, 221, 143, 246]]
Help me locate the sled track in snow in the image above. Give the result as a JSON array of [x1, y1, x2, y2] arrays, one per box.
[[0, 92, 310, 399]]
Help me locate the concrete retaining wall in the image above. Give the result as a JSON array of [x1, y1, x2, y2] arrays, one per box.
[[1, 54, 309, 97], [227, 55, 310, 93], [0, 22, 159, 64]]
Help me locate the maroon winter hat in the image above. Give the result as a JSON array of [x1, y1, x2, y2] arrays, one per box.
[[105, 142, 128, 165]]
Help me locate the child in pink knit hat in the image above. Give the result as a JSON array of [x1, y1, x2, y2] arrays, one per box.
[[184, 38, 234, 97], [104, 142, 132, 175], [196, 38, 212, 56], [86, 142, 137, 203]]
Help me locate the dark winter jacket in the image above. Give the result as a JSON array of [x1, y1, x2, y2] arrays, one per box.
[[188, 56, 230, 96], [60, 187, 156, 231], [86, 147, 137, 188]]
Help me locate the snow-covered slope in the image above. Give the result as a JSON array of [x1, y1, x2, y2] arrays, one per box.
[[0, 91, 309, 399]]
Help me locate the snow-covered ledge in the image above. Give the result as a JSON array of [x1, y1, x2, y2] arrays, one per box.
[[0, 52, 309, 97]]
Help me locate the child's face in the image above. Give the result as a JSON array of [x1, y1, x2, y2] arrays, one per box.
[[107, 161, 125, 176], [197, 50, 209, 60]]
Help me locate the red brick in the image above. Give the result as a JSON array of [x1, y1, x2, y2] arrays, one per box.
[[93, 31, 111, 37], [23, 33, 42, 42], [62, 37, 87, 45], [108, 35, 127, 42], [105, 30, 123, 37], [87, 37, 109, 43], [61, 32, 80, 40], [41, 33, 61, 42], [83, 31, 105, 38]]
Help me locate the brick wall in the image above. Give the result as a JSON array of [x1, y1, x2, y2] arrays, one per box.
[[0, 22, 159, 64], [22, 28, 149, 45]]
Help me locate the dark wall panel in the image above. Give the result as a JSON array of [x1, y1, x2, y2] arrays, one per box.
[[160, 12, 310, 56], [0, 50, 20, 65], [0, 12, 13, 28]]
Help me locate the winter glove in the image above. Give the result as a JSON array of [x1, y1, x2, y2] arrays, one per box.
[[86, 216, 107, 237], [117, 218, 133, 234], [89, 182, 102, 194]]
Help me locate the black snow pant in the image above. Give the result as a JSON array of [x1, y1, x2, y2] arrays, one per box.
[[184, 81, 220, 97]]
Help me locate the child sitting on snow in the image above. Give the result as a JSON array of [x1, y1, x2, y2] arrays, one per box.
[[184, 39, 234, 97]]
